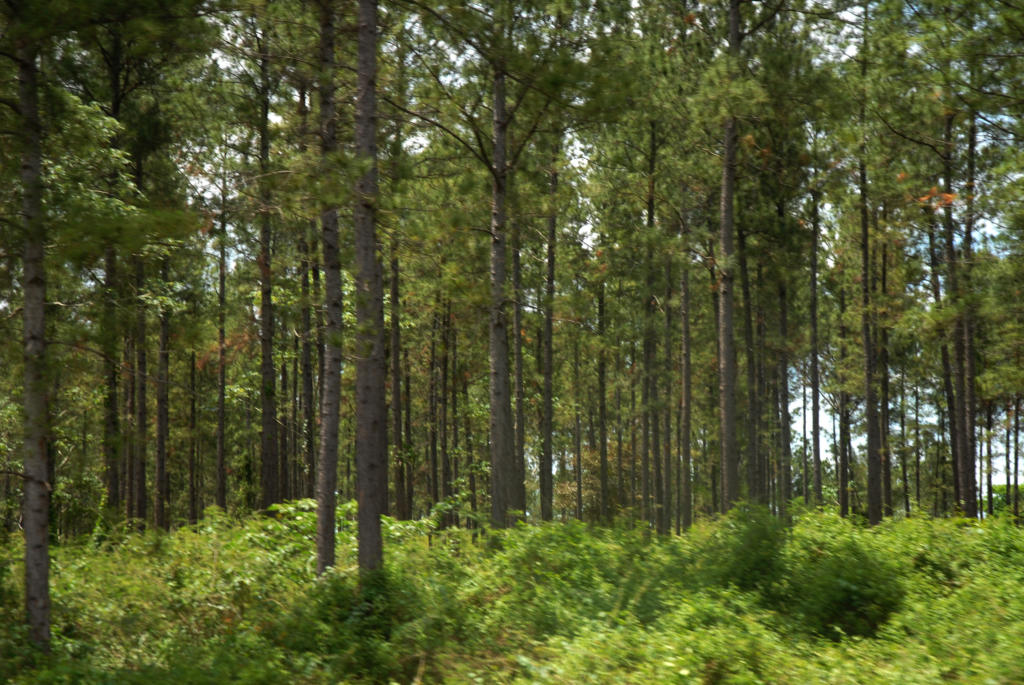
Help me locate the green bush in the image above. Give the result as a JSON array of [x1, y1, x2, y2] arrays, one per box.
[[777, 514, 904, 639], [692, 503, 786, 593], [5, 507, 1024, 683]]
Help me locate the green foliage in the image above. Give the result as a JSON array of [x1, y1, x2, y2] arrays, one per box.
[[4, 511, 1024, 682], [777, 514, 904, 639], [691, 503, 785, 593]]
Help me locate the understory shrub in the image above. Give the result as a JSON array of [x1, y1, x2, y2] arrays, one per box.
[[777, 513, 904, 638], [4, 506, 1024, 683]]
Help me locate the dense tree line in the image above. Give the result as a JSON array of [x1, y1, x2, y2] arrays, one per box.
[[3, 0, 1023, 650]]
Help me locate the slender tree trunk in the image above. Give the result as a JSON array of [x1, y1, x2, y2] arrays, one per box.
[[124, 338, 135, 518], [134, 257, 147, 526], [662, 254, 673, 534], [353, 0, 386, 572], [280, 360, 290, 501], [451, 326, 460, 508], [859, 4, 882, 525], [598, 282, 609, 522], [390, 240, 407, 519], [985, 403, 993, 516], [839, 288, 850, 518], [1006, 402, 1012, 515], [718, 0, 741, 511], [19, 39, 51, 650], [616, 375, 624, 513], [738, 226, 760, 503], [103, 247, 120, 514], [189, 353, 198, 524], [630, 357, 637, 516], [859, 160, 881, 524], [900, 374, 910, 515], [1014, 398, 1019, 523], [541, 150, 557, 521], [463, 367, 477, 525], [441, 305, 452, 521], [680, 218, 693, 530], [880, 241, 892, 517], [643, 121, 658, 527], [156, 258, 170, 530], [963, 114, 979, 518], [216, 202, 228, 509], [915, 389, 922, 511], [512, 222, 526, 517], [802, 378, 809, 504], [429, 313, 439, 504], [573, 337, 583, 520], [257, 27, 278, 510], [809, 190, 822, 504], [641, 334, 651, 524], [302, 226, 316, 498], [942, 114, 974, 518], [488, 58, 517, 527], [777, 280, 792, 517], [316, 0, 343, 574], [927, 214, 961, 503]]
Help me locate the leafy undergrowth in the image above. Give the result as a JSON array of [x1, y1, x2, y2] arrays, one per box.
[[3, 503, 1024, 683]]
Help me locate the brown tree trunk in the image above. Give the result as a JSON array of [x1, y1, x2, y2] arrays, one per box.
[[302, 225, 316, 498], [189, 352, 198, 524], [390, 240, 408, 519], [124, 338, 134, 518], [353, 0, 386, 572], [927, 214, 961, 504], [838, 288, 850, 518], [809, 190, 822, 504], [1014, 398, 1020, 523], [662, 253, 673, 534], [156, 258, 170, 530], [258, 26, 278, 510], [915, 389, 922, 510], [880, 240, 892, 517], [573, 338, 583, 521], [738, 226, 760, 503], [103, 247, 121, 514], [943, 113, 975, 518], [777, 279, 792, 517], [512, 223, 526, 518], [859, 6, 882, 525], [963, 114, 979, 518], [541, 151, 557, 521], [986, 403, 993, 516], [900, 374, 910, 515], [429, 312, 439, 504], [718, 0, 741, 511], [134, 256, 147, 526], [280, 360, 290, 501], [859, 154, 881, 524], [216, 202, 228, 509], [598, 282, 609, 523], [680, 219, 693, 530], [19, 38, 51, 650], [316, 0, 343, 574], [441, 304, 452, 520], [488, 60, 517, 528]]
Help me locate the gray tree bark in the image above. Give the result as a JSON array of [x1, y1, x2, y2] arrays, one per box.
[[316, 0, 343, 574], [718, 0, 741, 511], [353, 0, 386, 572], [18, 36, 51, 650]]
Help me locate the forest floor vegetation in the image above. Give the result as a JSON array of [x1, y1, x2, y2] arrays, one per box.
[[3, 503, 1024, 683]]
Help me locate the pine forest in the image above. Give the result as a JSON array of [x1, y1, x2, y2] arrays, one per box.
[[3, 0, 1024, 681]]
